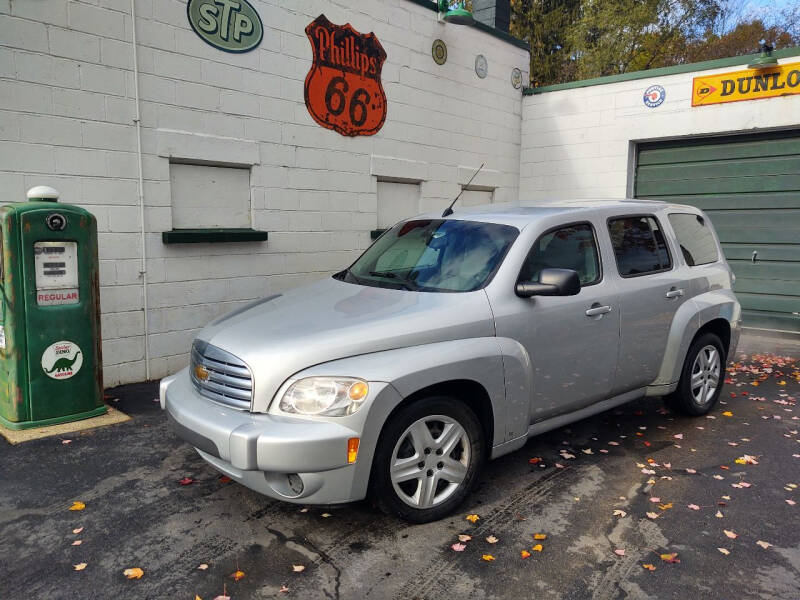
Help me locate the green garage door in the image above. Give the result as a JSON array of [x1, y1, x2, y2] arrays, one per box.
[[635, 130, 800, 333]]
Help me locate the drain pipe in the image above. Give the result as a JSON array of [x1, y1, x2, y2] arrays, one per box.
[[130, 0, 150, 381]]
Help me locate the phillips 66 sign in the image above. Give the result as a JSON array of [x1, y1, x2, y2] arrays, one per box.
[[304, 15, 388, 137]]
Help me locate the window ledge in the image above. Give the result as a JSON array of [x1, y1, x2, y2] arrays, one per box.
[[162, 228, 269, 244]]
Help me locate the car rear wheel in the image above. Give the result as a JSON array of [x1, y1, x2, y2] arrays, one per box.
[[667, 332, 726, 416], [370, 397, 484, 523]]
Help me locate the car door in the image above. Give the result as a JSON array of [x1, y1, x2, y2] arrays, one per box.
[[606, 214, 688, 395], [492, 221, 620, 424]]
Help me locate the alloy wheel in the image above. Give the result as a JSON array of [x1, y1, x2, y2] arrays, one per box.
[[690, 344, 721, 405]]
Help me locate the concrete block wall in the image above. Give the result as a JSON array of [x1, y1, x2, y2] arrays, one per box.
[[0, 0, 529, 385], [519, 57, 800, 202]]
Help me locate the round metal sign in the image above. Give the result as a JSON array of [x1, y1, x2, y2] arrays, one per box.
[[511, 67, 523, 89], [186, 0, 263, 53], [475, 54, 488, 79], [42, 340, 83, 380], [46, 213, 67, 231], [432, 39, 447, 65]]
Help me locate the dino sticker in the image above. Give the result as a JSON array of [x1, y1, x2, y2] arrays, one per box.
[[42, 341, 83, 380]]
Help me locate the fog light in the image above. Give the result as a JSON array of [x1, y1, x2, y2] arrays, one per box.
[[347, 438, 360, 464], [287, 473, 304, 496]]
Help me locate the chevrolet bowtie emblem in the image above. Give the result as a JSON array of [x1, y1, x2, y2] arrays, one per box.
[[194, 365, 210, 381]]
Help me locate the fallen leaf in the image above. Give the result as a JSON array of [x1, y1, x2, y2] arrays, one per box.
[[582, 449, 593, 454], [646, 512, 659, 519], [486, 535, 499, 544], [72, 540, 82, 546], [73, 563, 87, 571], [528, 457, 541, 465], [787, 499, 796, 506], [451, 542, 466, 552], [292, 565, 305, 572], [613, 510, 627, 517], [614, 549, 626, 556], [520, 550, 531, 559], [62, 439, 72, 445], [532, 544, 543, 552], [555, 462, 566, 469], [279, 586, 290, 593], [218, 476, 232, 484], [713, 475, 724, 480], [69, 501, 85, 511], [482, 554, 495, 562], [213, 596, 231, 600], [716, 510, 724, 518], [686, 468, 697, 474], [717, 548, 730, 555], [756, 540, 772, 549], [231, 570, 245, 581], [458, 534, 472, 542], [650, 497, 661, 503], [642, 563, 656, 571], [321, 513, 332, 518], [534, 533, 547, 540], [466, 514, 480, 524], [658, 503, 673, 511], [722, 411, 733, 417], [124, 567, 144, 579], [724, 530, 738, 539], [687, 504, 700, 511], [198, 564, 209, 570], [72, 527, 83, 534], [674, 434, 683, 440], [660, 552, 680, 563], [179, 477, 195, 486]]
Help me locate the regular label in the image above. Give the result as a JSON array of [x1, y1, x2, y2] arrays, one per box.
[[37, 289, 80, 306], [42, 341, 83, 380]]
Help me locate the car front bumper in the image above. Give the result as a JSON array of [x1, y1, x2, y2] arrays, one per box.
[[160, 368, 391, 504]]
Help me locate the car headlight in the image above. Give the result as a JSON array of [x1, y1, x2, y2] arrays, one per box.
[[278, 377, 369, 416]]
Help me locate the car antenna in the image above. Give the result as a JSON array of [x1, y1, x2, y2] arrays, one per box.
[[442, 162, 484, 217]]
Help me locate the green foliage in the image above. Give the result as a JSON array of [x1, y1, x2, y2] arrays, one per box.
[[511, 0, 800, 87]]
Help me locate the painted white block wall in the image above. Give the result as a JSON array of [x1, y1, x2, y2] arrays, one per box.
[[519, 56, 800, 202], [0, 0, 529, 385]]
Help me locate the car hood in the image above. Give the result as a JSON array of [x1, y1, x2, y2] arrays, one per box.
[[197, 277, 496, 411]]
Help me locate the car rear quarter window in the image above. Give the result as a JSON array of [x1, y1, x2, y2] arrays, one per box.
[[668, 213, 719, 266], [608, 216, 672, 277]]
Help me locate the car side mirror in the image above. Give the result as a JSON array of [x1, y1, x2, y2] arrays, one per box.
[[515, 268, 581, 298]]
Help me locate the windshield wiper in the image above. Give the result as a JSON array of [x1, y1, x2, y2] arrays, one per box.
[[368, 271, 418, 291]]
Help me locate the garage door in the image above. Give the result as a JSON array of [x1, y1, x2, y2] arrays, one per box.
[[635, 130, 800, 333]]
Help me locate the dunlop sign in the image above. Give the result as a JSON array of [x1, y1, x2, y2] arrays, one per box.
[[187, 0, 263, 53], [692, 61, 800, 106]]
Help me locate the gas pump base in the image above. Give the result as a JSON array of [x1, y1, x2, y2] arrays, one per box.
[[0, 405, 107, 431]]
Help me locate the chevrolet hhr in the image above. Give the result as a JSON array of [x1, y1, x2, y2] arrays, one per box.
[[160, 200, 740, 522]]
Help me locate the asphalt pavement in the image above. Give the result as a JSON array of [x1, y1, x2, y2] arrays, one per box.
[[1, 343, 798, 600]]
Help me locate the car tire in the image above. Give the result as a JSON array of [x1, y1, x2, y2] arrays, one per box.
[[667, 333, 726, 416], [370, 397, 485, 523]]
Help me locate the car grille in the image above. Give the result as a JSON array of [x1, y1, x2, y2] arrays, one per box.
[[190, 340, 253, 410]]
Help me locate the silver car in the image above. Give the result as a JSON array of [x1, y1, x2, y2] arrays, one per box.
[[160, 200, 740, 522]]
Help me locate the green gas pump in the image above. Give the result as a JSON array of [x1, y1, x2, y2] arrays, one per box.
[[0, 186, 105, 430]]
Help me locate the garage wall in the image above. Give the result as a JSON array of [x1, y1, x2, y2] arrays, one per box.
[[0, 0, 529, 384], [519, 53, 800, 201]]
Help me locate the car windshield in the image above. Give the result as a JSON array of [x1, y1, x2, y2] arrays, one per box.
[[336, 219, 519, 292]]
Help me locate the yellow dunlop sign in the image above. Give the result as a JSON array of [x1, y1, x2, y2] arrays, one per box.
[[692, 62, 800, 106]]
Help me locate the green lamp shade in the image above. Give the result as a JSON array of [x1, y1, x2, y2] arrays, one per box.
[[443, 7, 474, 25], [747, 53, 779, 69]]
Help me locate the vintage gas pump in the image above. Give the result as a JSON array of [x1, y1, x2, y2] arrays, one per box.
[[0, 186, 105, 430]]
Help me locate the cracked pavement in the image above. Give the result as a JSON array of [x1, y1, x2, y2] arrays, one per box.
[[1, 344, 798, 599]]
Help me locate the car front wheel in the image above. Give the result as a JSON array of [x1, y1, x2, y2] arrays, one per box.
[[370, 397, 484, 523]]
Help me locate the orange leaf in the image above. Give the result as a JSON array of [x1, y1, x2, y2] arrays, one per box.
[[482, 554, 495, 562], [123, 567, 144, 579], [520, 550, 531, 559], [724, 530, 738, 539], [660, 553, 680, 563], [466, 514, 480, 523], [68, 501, 85, 511], [722, 411, 733, 417], [532, 544, 543, 552], [72, 527, 84, 534], [73, 563, 87, 571], [642, 564, 656, 571], [231, 570, 245, 581], [533, 533, 547, 540]]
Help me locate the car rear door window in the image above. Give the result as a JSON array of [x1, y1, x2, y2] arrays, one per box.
[[668, 213, 719, 266], [608, 216, 672, 277], [519, 223, 601, 286]]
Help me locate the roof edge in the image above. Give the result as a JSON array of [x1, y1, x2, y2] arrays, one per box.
[[404, 0, 530, 51], [523, 46, 800, 95]]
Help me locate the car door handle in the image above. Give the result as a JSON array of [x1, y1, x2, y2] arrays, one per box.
[[665, 288, 684, 299], [585, 305, 612, 317]]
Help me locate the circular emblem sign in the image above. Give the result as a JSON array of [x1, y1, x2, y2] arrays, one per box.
[[643, 84, 666, 108], [187, 0, 263, 53], [432, 39, 447, 65], [42, 341, 83, 380], [511, 67, 523, 89], [475, 54, 488, 79]]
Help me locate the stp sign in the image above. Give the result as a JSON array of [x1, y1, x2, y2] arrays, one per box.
[[304, 15, 387, 137]]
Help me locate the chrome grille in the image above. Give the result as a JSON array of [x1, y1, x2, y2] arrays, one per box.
[[190, 340, 252, 410]]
